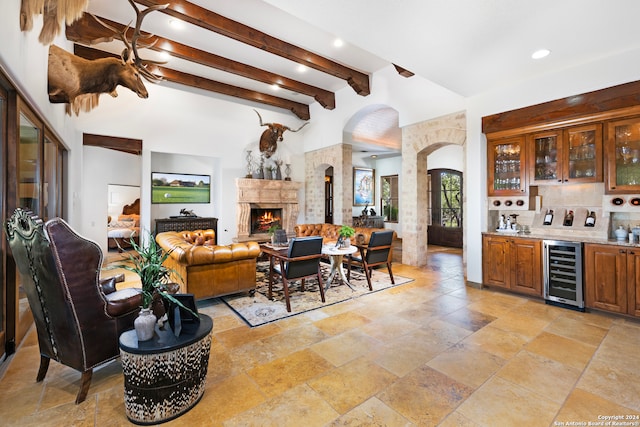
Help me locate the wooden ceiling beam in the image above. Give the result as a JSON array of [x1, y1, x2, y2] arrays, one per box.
[[66, 14, 334, 110], [73, 45, 311, 120], [134, 0, 371, 96], [83, 133, 142, 155]]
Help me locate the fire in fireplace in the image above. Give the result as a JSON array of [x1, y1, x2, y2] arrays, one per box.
[[251, 208, 282, 234]]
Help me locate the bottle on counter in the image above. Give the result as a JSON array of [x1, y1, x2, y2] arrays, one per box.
[[563, 210, 574, 227], [584, 211, 596, 227], [543, 209, 554, 225]]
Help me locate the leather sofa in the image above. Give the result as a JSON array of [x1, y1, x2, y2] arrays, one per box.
[[294, 223, 395, 245], [156, 229, 261, 300]]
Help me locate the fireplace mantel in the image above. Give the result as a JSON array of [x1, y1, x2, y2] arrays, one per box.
[[235, 178, 301, 242]]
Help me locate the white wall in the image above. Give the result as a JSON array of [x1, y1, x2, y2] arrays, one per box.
[[82, 147, 141, 252], [427, 145, 464, 172]]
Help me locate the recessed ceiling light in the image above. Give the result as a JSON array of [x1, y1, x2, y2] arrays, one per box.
[[158, 51, 171, 61], [333, 38, 344, 48], [531, 49, 550, 59], [297, 64, 307, 73], [271, 84, 280, 91], [371, 154, 378, 159], [168, 18, 183, 29]]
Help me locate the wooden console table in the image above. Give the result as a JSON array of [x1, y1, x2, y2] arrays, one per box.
[[155, 217, 218, 243]]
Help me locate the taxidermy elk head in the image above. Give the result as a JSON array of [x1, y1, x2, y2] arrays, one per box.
[[47, 0, 168, 115], [21, 0, 89, 45], [254, 109, 309, 158]]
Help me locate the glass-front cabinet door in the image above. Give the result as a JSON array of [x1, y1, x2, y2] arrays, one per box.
[[607, 117, 640, 193], [488, 136, 526, 195], [529, 130, 562, 185], [529, 125, 602, 186], [565, 124, 602, 183]]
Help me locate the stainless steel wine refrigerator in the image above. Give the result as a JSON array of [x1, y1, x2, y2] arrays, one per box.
[[543, 240, 585, 311]]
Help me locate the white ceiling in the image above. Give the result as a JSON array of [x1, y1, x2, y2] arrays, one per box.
[[79, 0, 640, 155]]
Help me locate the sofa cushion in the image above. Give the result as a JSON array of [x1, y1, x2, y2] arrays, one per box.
[[294, 224, 394, 245], [156, 230, 261, 267]]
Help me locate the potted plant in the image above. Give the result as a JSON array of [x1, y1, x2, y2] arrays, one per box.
[[267, 223, 282, 244], [110, 231, 193, 340], [338, 225, 356, 248]]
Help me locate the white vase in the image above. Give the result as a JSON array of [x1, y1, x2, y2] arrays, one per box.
[[340, 237, 351, 249], [134, 308, 157, 341]]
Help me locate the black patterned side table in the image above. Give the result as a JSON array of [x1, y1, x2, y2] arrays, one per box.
[[119, 314, 213, 425]]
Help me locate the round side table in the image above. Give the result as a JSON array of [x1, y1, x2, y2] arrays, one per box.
[[119, 314, 213, 425]]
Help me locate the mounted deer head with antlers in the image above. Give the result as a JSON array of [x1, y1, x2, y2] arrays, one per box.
[[254, 109, 309, 158], [47, 0, 168, 115]]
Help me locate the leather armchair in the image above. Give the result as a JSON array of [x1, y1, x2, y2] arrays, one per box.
[[4, 209, 142, 404]]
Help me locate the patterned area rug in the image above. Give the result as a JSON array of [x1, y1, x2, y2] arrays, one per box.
[[221, 261, 413, 327]]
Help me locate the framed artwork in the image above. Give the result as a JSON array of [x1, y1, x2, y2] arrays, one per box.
[[353, 167, 375, 206], [151, 172, 211, 204]]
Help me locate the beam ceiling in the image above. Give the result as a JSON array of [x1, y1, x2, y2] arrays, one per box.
[[64, 0, 374, 119], [73, 45, 311, 120], [134, 0, 370, 96]]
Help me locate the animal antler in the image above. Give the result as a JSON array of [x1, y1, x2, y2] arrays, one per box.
[[90, 0, 169, 82]]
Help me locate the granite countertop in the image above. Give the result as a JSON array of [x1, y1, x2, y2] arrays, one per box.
[[482, 230, 640, 247]]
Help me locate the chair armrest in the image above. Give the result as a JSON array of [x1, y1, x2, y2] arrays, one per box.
[[99, 273, 125, 295], [271, 252, 324, 263]]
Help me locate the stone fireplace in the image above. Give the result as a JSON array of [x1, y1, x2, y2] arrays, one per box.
[[235, 178, 301, 242]]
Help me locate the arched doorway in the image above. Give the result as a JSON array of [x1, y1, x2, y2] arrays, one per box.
[[428, 168, 462, 247], [401, 111, 466, 267]]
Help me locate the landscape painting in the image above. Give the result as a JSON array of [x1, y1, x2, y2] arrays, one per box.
[[151, 172, 211, 204]]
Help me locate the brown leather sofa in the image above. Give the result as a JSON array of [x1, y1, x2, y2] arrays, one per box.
[[294, 223, 395, 245], [156, 229, 261, 300]]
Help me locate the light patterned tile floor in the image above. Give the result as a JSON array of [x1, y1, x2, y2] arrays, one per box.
[[1, 246, 639, 426]]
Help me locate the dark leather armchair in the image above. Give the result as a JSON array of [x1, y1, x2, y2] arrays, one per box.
[[347, 230, 395, 290], [268, 236, 325, 312], [4, 209, 142, 404]]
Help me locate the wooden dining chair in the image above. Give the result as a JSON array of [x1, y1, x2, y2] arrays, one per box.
[[347, 230, 395, 290], [268, 236, 324, 312]]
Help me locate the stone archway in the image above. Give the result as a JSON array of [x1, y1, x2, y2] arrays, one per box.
[[304, 144, 353, 225], [401, 111, 466, 267]]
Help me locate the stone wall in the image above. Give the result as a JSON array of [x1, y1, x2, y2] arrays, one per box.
[[402, 111, 467, 267]]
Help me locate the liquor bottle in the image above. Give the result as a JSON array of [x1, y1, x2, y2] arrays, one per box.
[[584, 211, 596, 227], [543, 209, 554, 225], [563, 210, 574, 226]]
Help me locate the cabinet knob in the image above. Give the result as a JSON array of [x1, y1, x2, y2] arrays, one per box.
[[630, 251, 635, 255], [564, 179, 569, 182], [620, 249, 627, 254]]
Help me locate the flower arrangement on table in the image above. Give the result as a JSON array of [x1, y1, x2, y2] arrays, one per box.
[[337, 225, 356, 248]]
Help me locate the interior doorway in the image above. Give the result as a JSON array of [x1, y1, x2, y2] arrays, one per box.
[[324, 167, 333, 224], [428, 168, 463, 248]]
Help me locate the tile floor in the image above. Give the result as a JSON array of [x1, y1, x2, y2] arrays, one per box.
[[1, 246, 639, 426]]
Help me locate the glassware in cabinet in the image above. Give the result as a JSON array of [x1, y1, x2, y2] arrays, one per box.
[[529, 125, 601, 186], [488, 136, 526, 195], [529, 130, 561, 185], [607, 118, 640, 193], [565, 124, 602, 183]]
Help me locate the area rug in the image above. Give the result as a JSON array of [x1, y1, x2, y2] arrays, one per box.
[[221, 261, 413, 327]]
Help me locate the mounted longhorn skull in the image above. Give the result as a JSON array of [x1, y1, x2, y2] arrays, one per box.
[[254, 109, 309, 158], [47, 0, 168, 115]]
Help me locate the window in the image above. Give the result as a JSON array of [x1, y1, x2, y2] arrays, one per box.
[[430, 169, 462, 228], [381, 175, 399, 222]]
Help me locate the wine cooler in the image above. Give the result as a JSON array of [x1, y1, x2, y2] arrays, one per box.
[[543, 240, 584, 311]]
